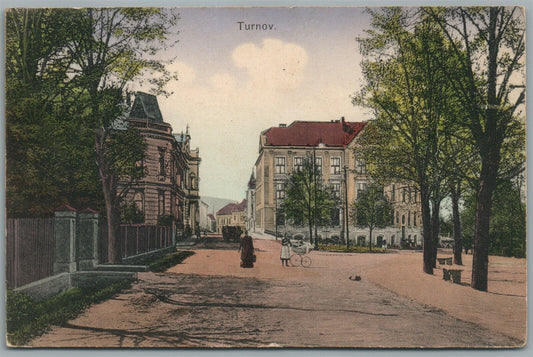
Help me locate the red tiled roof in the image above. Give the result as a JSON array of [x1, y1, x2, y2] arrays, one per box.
[[263, 119, 366, 147], [216, 199, 247, 216], [207, 214, 216, 221]]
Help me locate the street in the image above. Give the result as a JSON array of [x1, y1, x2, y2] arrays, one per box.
[[29, 237, 524, 348]]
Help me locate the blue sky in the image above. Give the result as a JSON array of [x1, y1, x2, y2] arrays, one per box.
[[131, 7, 374, 200]]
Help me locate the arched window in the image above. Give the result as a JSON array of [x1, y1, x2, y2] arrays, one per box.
[[134, 190, 144, 211], [189, 173, 196, 189]]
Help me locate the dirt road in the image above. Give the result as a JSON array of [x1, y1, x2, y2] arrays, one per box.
[[29, 238, 525, 348]]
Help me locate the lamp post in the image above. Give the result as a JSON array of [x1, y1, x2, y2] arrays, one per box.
[[275, 193, 278, 241], [344, 165, 350, 249]]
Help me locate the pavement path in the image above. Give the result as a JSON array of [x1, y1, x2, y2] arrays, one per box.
[[29, 237, 526, 348]]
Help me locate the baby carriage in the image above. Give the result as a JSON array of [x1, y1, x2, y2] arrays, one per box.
[[289, 240, 313, 268]]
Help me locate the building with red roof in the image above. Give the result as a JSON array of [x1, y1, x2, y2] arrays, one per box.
[[216, 199, 247, 234], [254, 117, 422, 247]]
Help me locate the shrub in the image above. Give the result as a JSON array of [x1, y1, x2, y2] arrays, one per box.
[[318, 244, 385, 253], [121, 202, 144, 224]]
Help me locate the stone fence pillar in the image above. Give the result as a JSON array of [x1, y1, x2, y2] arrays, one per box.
[[78, 208, 99, 270], [53, 205, 78, 274]]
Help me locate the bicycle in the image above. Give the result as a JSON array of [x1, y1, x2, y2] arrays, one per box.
[[289, 241, 313, 268]]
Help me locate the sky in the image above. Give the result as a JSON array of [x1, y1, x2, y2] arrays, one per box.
[[131, 7, 373, 201]]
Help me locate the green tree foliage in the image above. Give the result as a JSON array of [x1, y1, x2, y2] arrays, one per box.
[[120, 202, 144, 224], [6, 8, 179, 263], [425, 7, 525, 291], [282, 156, 337, 248], [350, 184, 393, 252], [5, 9, 103, 216], [462, 179, 525, 258], [352, 8, 459, 274]]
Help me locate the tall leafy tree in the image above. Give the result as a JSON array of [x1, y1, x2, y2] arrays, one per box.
[[5, 9, 103, 216], [353, 8, 458, 274], [56, 8, 179, 263], [282, 156, 337, 248], [462, 178, 526, 259], [425, 7, 526, 291], [6, 8, 179, 263], [351, 184, 393, 252]]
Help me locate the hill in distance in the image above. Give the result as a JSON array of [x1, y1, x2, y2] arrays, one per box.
[[201, 196, 239, 215]]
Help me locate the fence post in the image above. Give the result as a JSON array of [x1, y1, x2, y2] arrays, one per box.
[[53, 205, 78, 274], [78, 208, 99, 270]]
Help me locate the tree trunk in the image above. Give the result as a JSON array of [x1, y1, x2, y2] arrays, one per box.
[[369, 226, 373, 252], [451, 186, 463, 265], [419, 185, 433, 274], [471, 9, 502, 291], [95, 129, 122, 263], [471, 160, 498, 291], [430, 199, 441, 269]]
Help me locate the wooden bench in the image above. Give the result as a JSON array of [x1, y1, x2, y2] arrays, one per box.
[[437, 257, 453, 265], [442, 268, 463, 284]]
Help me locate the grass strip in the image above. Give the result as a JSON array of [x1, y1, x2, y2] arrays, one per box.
[[147, 250, 195, 272], [318, 244, 386, 253], [6, 280, 131, 346]]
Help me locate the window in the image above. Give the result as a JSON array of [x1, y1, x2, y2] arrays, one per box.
[[408, 212, 411, 226], [413, 212, 417, 226], [158, 147, 166, 177], [158, 190, 165, 216], [276, 182, 285, 200], [330, 157, 341, 175], [275, 156, 286, 174], [134, 190, 144, 211], [357, 182, 368, 199], [391, 185, 396, 202], [189, 173, 196, 190], [315, 156, 323, 175], [332, 183, 341, 198], [331, 208, 340, 226], [356, 159, 366, 174], [294, 156, 304, 172], [402, 188, 406, 202]]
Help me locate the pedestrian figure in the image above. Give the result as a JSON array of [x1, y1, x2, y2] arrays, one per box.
[[238, 230, 255, 268], [280, 234, 291, 267]]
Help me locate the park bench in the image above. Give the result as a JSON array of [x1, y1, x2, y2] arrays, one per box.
[[437, 257, 453, 265], [442, 268, 463, 284]]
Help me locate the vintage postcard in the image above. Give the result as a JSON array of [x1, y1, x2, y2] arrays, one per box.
[[3, 3, 528, 349]]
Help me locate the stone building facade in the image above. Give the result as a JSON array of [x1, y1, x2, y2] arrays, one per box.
[[245, 173, 256, 232], [120, 92, 201, 236], [253, 118, 421, 247], [216, 199, 247, 234]]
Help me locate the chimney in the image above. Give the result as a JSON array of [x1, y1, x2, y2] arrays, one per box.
[[279, 123, 286, 128]]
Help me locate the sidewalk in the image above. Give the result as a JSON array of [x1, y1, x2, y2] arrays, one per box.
[[365, 251, 527, 343]]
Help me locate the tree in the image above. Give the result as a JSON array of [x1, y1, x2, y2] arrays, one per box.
[[353, 8, 458, 274], [425, 7, 526, 291], [282, 156, 337, 249], [5, 9, 111, 216], [6, 8, 179, 262], [462, 178, 526, 259], [62, 8, 179, 263], [351, 184, 393, 252]]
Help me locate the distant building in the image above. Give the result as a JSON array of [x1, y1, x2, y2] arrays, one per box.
[[216, 199, 247, 234], [207, 213, 216, 232], [245, 172, 256, 232], [120, 92, 201, 237], [253, 118, 421, 247], [199, 200, 210, 232]]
